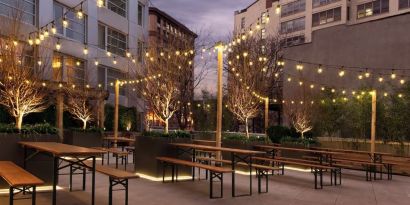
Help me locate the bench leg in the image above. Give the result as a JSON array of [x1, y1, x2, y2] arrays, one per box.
[[9, 187, 14, 205], [257, 169, 268, 194], [83, 167, 86, 191], [125, 179, 129, 205], [116, 155, 119, 169], [210, 172, 223, 199], [32, 186, 36, 205], [69, 165, 73, 191], [109, 178, 113, 205]]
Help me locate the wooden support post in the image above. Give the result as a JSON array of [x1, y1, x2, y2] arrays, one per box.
[[114, 80, 120, 147], [264, 98, 269, 144], [370, 90, 377, 156], [56, 92, 64, 142], [98, 97, 105, 129], [216, 43, 223, 160]]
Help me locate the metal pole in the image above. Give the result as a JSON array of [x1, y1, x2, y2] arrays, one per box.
[[216, 43, 223, 160], [371, 90, 376, 156], [114, 80, 120, 147], [264, 98, 269, 143]]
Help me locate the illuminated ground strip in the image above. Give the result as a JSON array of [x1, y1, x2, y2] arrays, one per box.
[[0, 186, 63, 195]]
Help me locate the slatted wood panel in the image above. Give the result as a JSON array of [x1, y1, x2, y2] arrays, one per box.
[[157, 157, 232, 173], [19, 142, 106, 157], [0, 161, 44, 187]]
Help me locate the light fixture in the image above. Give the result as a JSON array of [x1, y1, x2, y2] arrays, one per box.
[[51, 23, 57, 34], [338, 67, 345, 77], [97, 0, 104, 7], [275, 5, 281, 14], [55, 38, 61, 50], [391, 70, 396, 79], [378, 76, 384, 82], [400, 79, 405, 84], [77, 9, 84, 19], [358, 74, 363, 80], [35, 37, 40, 45], [113, 57, 117, 65], [83, 45, 88, 55], [28, 37, 33, 45], [296, 64, 303, 71], [317, 65, 323, 74], [62, 16, 68, 28], [44, 29, 49, 37], [365, 69, 370, 78], [106, 51, 111, 57], [94, 59, 99, 66]]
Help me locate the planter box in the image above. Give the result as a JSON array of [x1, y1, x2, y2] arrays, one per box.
[[63, 131, 103, 148], [0, 133, 59, 188], [134, 136, 192, 178]]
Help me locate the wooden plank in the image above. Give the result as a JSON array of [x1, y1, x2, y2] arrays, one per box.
[[157, 157, 232, 173], [254, 145, 340, 155], [170, 143, 264, 155], [103, 137, 135, 142], [85, 163, 139, 179], [0, 161, 44, 187], [253, 156, 336, 170], [19, 142, 106, 156]]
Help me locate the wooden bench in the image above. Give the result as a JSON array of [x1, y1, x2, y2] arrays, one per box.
[[85, 163, 139, 205], [253, 157, 341, 189], [156, 157, 232, 198], [0, 161, 44, 205], [195, 157, 282, 193], [124, 146, 135, 164], [331, 157, 393, 180], [92, 147, 128, 170]]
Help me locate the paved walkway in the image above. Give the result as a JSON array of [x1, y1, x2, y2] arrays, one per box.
[[1, 164, 409, 205]]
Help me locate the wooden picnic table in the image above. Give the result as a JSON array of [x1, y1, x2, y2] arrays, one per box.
[[310, 147, 394, 163], [103, 137, 135, 150], [19, 142, 106, 205], [254, 144, 341, 165], [170, 143, 264, 197]]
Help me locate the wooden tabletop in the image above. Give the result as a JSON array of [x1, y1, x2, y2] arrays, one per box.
[[103, 137, 135, 142], [0, 161, 44, 187], [254, 145, 340, 155], [19, 142, 106, 157], [170, 143, 265, 155], [311, 147, 394, 156]]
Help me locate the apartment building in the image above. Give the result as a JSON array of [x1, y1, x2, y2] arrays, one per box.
[[234, 0, 410, 46], [0, 0, 149, 108], [234, 0, 410, 125]]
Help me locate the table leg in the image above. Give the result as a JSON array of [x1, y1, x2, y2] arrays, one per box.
[[231, 153, 235, 197], [249, 155, 252, 196], [52, 157, 58, 205], [23, 146, 27, 169], [192, 148, 196, 181], [92, 156, 96, 205]]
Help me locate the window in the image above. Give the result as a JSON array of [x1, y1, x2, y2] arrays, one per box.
[[107, 0, 127, 17], [312, 0, 340, 8], [280, 17, 305, 33], [98, 65, 126, 96], [241, 17, 246, 29], [281, 0, 306, 17], [399, 0, 410, 9], [138, 2, 144, 26], [53, 53, 86, 85], [357, 0, 389, 19], [137, 40, 144, 62], [0, 0, 36, 25], [282, 35, 305, 47], [98, 24, 127, 56], [54, 2, 86, 43], [312, 7, 341, 26]]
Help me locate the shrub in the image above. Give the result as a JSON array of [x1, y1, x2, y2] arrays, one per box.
[[223, 133, 266, 143], [142, 130, 191, 139], [280, 136, 319, 147], [70, 127, 104, 133], [0, 123, 58, 134], [267, 126, 291, 143]]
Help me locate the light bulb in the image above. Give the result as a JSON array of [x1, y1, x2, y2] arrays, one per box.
[[400, 79, 405, 84], [275, 5, 281, 14], [378, 77, 384, 82], [106, 51, 111, 57], [391, 72, 396, 79], [317, 67, 323, 74], [35, 38, 40, 45], [39, 33, 45, 40], [44, 29, 49, 37], [94, 60, 99, 66], [97, 0, 104, 7], [55, 42, 61, 50], [51, 25, 57, 34], [83, 46, 88, 55], [77, 10, 83, 19], [338, 70, 345, 77], [296, 64, 303, 71], [358, 74, 363, 80], [62, 18, 68, 28], [28, 37, 33, 45]]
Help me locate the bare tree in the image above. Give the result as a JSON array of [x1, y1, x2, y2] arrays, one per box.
[[226, 82, 260, 138], [65, 89, 93, 130], [0, 2, 49, 130], [225, 34, 284, 136], [290, 108, 312, 139]]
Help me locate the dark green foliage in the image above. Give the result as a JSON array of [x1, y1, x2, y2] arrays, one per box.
[[104, 104, 140, 132], [223, 133, 266, 142], [0, 123, 57, 134], [266, 125, 290, 143], [280, 136, 318, 147], [70, 127, 104, 133], [142, 130, 191, 139]]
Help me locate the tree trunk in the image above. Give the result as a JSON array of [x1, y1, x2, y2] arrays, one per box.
[[245, 117, 249, 139], [82, 120, 87, 130], [15, 114, 23, 131], [301, 132, 304, 139], [164, 118, 169, 134]]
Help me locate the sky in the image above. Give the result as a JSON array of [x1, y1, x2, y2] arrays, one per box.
[[149, 0, 255, 97]]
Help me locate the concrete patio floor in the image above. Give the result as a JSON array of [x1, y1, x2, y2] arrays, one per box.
[[1, 163, 410, 205]]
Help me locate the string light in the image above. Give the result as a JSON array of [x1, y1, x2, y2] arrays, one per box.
[[378, 76, 384, 82], [44, 29, 49, 37], [400, 79, 405, 84], [338, 67, 345, 77], [62, 16, 68, 28], [391, 70, 396, 79], [365, 69, 370, 78], [51, 23, 57, 34], [106, 51, 111, 57], [28, 37, 33, 46], [55, 39, 61, 50], [83, 45, 88, 55], [296, 64, 303, 71], [275, 5, 281, 14], [317, 65, 323, 74], [97, 0, 104, 7], [94, 59, 99, 66], [113, 57, 117, 65], [77, 9, 84, 19]]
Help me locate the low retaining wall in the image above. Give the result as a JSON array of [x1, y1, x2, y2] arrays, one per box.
[[0, 133, 59, 188]]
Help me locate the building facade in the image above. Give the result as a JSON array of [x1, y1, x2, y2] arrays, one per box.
[[0, 0, 149, 108], [234, 0, 410, 46], [234, 0, 410, 125]]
